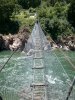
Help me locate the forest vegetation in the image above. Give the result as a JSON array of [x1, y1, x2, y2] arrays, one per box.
[[0, 0, 75, 40]]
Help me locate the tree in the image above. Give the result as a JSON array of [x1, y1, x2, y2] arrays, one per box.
[[68, 0, 75, 28], [38, 2, 73, 40], [17, 0, 29, 9], [17, 0, 41, 9], [0, 0, 19, 34], [0, 0, 16, 22], [46, 0, 71, 6]]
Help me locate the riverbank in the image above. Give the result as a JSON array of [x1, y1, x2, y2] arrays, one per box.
[[0, 27, 30, 51], [56, 34, 75, 51], [0, 30, 75, 51]]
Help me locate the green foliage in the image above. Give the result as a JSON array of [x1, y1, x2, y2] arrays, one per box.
[[68, 0, 75, 28], [0, 0, 20, 34], [0, 0, 19, 21], [0, 0, 74, 37], [38, 2, 73, 40], [17, 0, 29, 9], [45, 0, 71, 6], [11, 10, 36, 29], [13, 4, 22, 14], [0, 1, 14, 21], [0, 19, 19, 34], [29, 8, 36, 13], [17, 0, 41, 9]]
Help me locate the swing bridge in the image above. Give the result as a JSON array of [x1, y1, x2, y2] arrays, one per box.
[[0, 22, 75, 100]]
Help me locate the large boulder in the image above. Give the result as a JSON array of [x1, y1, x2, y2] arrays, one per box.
[[9, 27, 30, 51], [0, 27, 30, 51], [3, 36, 10, 50], [57, 35, 75, 51], [63, 46, 69, 51], [9, 37, 22, 51], [2, 34, 14, 50]]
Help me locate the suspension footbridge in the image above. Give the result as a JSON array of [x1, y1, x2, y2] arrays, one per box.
[[30, 22, 48, 100], [0, 21, 75, 100]]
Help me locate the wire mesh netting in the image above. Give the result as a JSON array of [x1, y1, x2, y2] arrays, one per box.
[[0, 22, 75, 100], [28, 21, 75, 100], [24, 22, 50, 52], [44, 50, 75, 100], [30, 22, 48, 100]]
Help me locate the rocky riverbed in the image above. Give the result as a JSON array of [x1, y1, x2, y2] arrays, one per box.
[[56, 35, 75, 51], [0, 29, 75, 51], [0, 27, 30, 51]]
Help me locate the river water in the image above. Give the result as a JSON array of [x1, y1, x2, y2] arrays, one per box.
[[0, 50, 75, 100]]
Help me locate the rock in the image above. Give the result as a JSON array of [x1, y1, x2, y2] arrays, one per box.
[[57, 35, 75, 51], [4, 40, 9, 50], [59, 45, 63, 48], [0, 27, 30, 51], [9, 38, 22, 51], [63, 46, 69, 51], [3, 35, 13, 50], [69, 45, 75, 51], [8, 33, 28, 51], [53, 44, 58, 48], [8, 35, 13, 45]]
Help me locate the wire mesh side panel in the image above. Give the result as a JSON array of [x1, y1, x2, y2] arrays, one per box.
[[25, 22, 48, 52], [30, 22, 48, 100], [0, 53, 33, 100], [0, 86, 20, 100], [44, 50, 75, 100]]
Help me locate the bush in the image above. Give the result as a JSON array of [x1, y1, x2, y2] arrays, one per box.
[[38, 2, 73, 40], [0, 0, 19, 34], [68, 0, 75, 28], [0, 20, 19, 34], [29, 8, 36, 13]]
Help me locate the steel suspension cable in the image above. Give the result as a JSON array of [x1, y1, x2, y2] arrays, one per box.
[[31, 22, 75, 100], [50, 36, 75, 99], [66, 77, 75, 100], [0, 48, 19, 72], [43, 28, 75, 69], [50, 36, 75, 69], [41, 29, 73, 80], [52, 50, 71, 82], [52, 50, 75, 99]]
